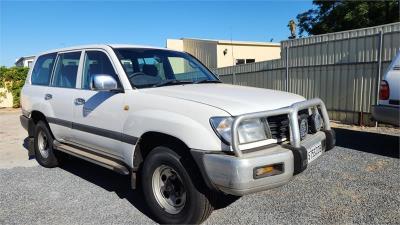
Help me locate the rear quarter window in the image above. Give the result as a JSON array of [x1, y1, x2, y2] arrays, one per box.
[[31, 53, 57, 85]]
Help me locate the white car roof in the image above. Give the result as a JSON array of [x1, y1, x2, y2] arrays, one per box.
[[37, 44, 172, 56], [109, 44, 168, 50]]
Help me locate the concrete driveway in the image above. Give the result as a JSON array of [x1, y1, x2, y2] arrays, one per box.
[[1, 109, 399, 224], [0, 109, 37, 169]]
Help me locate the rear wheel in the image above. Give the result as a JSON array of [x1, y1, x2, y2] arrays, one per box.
[[34, 121, 58, 168], [141, 146, 214, 224]]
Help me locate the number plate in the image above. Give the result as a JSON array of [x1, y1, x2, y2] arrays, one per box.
[[307, 142, 323, 163]]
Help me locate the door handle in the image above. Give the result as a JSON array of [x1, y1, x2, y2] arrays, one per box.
[[74, 98, 85, 105], [44, 94, 52, 100]]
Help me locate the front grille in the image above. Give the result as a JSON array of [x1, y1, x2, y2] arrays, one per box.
[[267, 115, 290, 140], [266, 110, 309, 141]]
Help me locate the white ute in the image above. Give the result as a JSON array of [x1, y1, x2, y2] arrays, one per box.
[[20, 45, 336, 224]]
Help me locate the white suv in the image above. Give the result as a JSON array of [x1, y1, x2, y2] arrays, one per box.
[[20, 45, 335, 224]]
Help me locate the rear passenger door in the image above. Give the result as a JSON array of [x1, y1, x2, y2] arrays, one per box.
[[71, 50, 126, 158], [28, 53, 57, 114], [45, 51, 82, 141]]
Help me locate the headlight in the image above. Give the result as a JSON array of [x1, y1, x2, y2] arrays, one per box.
[[299, 117, 308, 140], [210, 117, 267, 144], [237, 119, 267, 143], [309, 112, 323, 133]]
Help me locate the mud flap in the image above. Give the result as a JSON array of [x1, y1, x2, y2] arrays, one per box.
[[27, 137, 35, 159]]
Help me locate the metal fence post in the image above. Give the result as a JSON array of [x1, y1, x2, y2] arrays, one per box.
[[285, 46, 289, 92], [233, 67, 236, 85], [376, 30, 384, 104], [375, 30, 384, 127]]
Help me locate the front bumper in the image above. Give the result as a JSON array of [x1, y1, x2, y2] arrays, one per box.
[[371, 105, 399, 126], [196, 131, 334, 196], [192, 98, 335, 196]]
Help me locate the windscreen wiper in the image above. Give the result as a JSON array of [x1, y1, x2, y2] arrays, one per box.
[[194, 79, 222, 84], [153, 80, 193, 87]]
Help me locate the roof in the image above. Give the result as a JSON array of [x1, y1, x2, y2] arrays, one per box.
[[110, 44, 168, 50], [36, 44, 169, 56], [180, 38, 280, 47]]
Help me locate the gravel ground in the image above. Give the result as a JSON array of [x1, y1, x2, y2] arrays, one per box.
[[1, 110, 399, 224], [331, 121, 400, 137]]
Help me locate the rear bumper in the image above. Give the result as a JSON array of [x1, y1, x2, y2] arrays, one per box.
[[192, 130, 335, 196], [371, 105, 399, 126]]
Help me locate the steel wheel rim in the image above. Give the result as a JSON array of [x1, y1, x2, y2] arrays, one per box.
[[152, 164, 186, 214], [37, 130, 49, 158]]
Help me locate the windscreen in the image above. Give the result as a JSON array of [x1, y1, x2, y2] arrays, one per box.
[[114, 48, 219, 88]]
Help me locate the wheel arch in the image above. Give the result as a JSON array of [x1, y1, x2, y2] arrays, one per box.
[[132, 131, 191, 172], [132, 131, 216, 192], [30, 110, 47, 124], [29, 110, 54, 138]]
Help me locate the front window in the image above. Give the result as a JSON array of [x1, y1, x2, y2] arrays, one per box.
[[114, 48, 219, 88], [82, 51, 121, 89]]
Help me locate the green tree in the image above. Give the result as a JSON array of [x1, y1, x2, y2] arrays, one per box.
[[297, 0, 400, 36], [0, 66, 29, 107]]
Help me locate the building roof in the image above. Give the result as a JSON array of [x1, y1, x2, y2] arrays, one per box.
[[180, 38, 280, 47]]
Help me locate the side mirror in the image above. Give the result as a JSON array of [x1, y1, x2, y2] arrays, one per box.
[[90, 74, 120, 91]]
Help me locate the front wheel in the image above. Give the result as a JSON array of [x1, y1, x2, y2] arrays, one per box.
[[141, 146, 214, 224]]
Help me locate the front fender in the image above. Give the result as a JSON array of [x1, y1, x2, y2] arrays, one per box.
[[123, 109, 227, 151]]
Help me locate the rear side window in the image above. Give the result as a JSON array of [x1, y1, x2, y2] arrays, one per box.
[[31, 53, 57, 85], [52, 52, 81, 88]]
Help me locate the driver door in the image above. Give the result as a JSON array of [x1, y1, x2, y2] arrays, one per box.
[[71, 50, 126, 158]]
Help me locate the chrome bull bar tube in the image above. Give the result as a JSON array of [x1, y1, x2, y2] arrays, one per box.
[[231, 98, 331, 157]]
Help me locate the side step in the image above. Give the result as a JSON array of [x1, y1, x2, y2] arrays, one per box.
[[53, 141, 130, 175]]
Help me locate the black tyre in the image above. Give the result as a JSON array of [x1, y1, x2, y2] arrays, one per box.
[[34, 121, 58, 168], [212, 192, 240, 209], [141, 146, 214, 224]]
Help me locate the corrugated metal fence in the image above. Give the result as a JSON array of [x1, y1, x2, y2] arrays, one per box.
[[212, 22, 400, 125]]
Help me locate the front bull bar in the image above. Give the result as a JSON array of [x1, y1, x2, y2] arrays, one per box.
[[230, 98, 331, 157]]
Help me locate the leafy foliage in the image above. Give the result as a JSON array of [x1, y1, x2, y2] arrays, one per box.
[[0, 66, 29, 107], [297, 1, 400, 36]]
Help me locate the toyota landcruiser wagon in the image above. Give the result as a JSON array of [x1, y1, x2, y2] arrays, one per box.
[[20, 44, 335, 224]]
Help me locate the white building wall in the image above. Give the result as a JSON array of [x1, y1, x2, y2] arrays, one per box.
[[182, 39, 218, 68], [167, 38, 280, 69], [166, 39, 184, 51], [216, 44, 281, 68], [24, 59, 34, 68], [0, 88, 13, 108]]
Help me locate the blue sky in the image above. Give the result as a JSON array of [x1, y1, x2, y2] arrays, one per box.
[[0, 0, 313, 66]]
